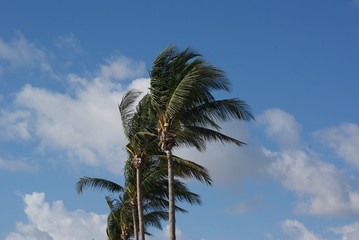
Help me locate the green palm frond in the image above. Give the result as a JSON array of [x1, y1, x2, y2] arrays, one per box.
[[184, 98, 254, 126], [76, 177, 124, 194], [143, 210, 168, 230], [186, 125, 246, 146]]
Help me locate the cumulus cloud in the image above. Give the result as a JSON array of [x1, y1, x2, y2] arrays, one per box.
[[0, 33, 53, 74], [282, 219, 324, 240], [260, 109, 359, 217], [0, 48, 148, 173], [314, 123, 359, 168], [267, 149, 359, 216], [5, 192, 107, 240], [258, 108, 301, 149], [16, 71, 145, 172]]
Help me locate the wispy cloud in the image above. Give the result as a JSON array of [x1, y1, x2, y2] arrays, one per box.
[[0, 33, 53, 74], [0, 110, 31, 140], [331, 221, 359, 240], [0, 158, 38, 172]]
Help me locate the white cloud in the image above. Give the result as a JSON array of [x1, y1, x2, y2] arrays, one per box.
[[147, 225, 188, 240], [260, 109, 359, 217], [5, 192, 107, 240], [177, 122, 268, 185], [267, 149, 359, 216], [282, 219, 324, 240], [0, 33, 53, 74], [97, 56, 146, 81], [331, 221, 359, 240], [0, 158, 37, 172], [258, 108, 301, 149], [0, 110, 31, 140], [314, 123, 359, 168], [0, 54, 147, 173]]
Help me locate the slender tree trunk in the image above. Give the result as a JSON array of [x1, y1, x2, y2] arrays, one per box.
[[136, 166, 145, 240], [166, 149, 176, 240], [131, 199, 138, 240]]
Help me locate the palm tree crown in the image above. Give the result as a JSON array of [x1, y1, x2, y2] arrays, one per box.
[[149, 46, 254, 240]]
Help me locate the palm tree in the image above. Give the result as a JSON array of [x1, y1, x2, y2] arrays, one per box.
[[149, 46, 254, 240], [76, 157, 206, 239], [119, 90, 213, 240], [119, 90, 162, 240], [105, 195, 133, 240]]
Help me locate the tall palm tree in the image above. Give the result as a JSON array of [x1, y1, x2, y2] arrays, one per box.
[[119, 90, 160, 240], [149, 46, 254, 240], [119, 90, 213, 240]]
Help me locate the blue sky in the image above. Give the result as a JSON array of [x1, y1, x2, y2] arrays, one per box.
[[1, 0, 359, 239]]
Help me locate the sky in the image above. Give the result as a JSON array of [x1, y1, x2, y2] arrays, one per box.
[[0, 0, 359, 239]]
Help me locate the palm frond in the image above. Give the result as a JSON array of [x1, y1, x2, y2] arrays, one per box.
[[184, 98, 254, 125], [186, 125, 246, 146], [76, 177, 124, 194], [119, 89, 142, 138]]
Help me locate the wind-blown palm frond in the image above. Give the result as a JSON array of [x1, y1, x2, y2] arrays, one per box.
[[76, 177, 124, 194], [119, 90, 142, 138], [184, 98, 254, 126]]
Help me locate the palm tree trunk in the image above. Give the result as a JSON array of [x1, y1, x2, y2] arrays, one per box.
[[136, 166, 145, 240], [166, 149, 176, 240], [131, 200, 138, 240]]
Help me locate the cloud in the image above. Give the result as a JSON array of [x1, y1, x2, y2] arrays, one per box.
[[177, 122, 268, 185], [97, 56, 146, 81], [1, 53, 147, 173], [0, 158, 38, 172], [282, 219, 324, 240], [331, 221, 359, 240], [267, 149, 359, 216], [5, 192, 107, 240], [260, 109, 359, 217], [258, 108, 301, 149], [0, 33, 53, 74], [53, 34, 84, 54], [314, 123, 359, 168], [147, 225, 188, 240], [0, 110, 31, 140]]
